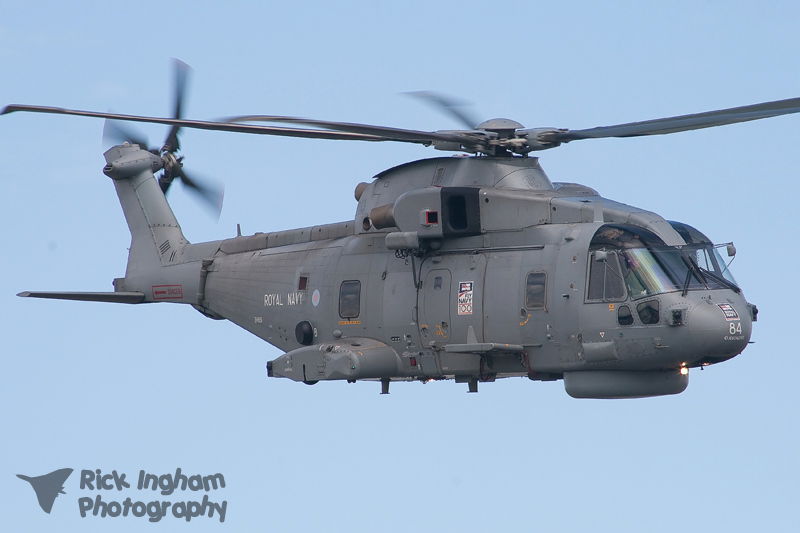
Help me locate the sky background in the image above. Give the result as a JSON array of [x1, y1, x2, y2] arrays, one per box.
[[2, 1, 799, 531]]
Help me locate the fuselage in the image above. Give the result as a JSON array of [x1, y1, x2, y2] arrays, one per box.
[[185, 155, 754, 397]]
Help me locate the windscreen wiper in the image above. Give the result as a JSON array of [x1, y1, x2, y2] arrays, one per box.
[[680, 250, 741, 295], [697, 266, 741, 293], [681, 253, 707, 296]]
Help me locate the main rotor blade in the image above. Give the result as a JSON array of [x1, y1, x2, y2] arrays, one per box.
[[1, 105, 393, 142], [404, 91, 480, 129], [546, 96, 800, 143], [224, 115, 484, 145]]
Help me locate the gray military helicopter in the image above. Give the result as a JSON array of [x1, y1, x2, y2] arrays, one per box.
[[6, 62, 797, 398]]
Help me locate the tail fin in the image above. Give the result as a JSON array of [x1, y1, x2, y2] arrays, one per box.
[[103, 143, 200, 302], [19, 143, 209, 305], [103, 144, 188, 273]]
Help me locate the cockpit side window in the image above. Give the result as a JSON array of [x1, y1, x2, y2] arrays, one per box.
[[587, 251, 626, 301], [618, 305, 634, 326], [637, 299, 660, 325]]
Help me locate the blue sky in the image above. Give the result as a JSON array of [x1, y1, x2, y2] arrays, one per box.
[[2, 2, 799, 531]]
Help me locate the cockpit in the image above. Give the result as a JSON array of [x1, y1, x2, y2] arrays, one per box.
[[587, 223, 739, 303]]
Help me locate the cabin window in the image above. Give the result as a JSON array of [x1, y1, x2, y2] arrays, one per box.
[[339, 280, 361, 319], [587, 251, 626, 301], [525, 272, 547, 309], [298, 276, 308, 291]]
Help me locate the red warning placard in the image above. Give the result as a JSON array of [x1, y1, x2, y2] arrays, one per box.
[[152, 285, 183, 300]]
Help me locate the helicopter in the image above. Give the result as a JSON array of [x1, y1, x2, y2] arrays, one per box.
[[6, 61, 798, 399]]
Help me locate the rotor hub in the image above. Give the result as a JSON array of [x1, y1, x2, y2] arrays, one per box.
[[476, 118, 525, 138]]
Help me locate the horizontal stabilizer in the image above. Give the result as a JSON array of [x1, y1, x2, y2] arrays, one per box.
[[17, 291, 146, 304]]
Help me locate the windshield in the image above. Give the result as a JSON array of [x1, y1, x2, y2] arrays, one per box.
[[620, 247, 718, 298], [668, 220, 739, 288], [590, 224, 739, 300], [686, 244, 738, 286]]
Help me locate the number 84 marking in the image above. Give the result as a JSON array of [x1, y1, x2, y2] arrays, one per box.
[[729, 321, 742, 335]]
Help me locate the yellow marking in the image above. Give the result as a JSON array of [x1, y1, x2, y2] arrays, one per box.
[[338, 320, 361, 325], [520, 313, 531, 326], [608, 304, 615, 311], [435, 325, 445, 336]]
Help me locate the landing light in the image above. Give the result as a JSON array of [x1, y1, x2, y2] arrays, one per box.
[[680, 366, 689, 376]]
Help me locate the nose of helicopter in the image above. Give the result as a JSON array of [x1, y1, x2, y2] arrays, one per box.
[[687, 297, 752, 363]]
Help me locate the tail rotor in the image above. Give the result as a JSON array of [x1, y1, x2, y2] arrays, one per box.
[[103, 59, 223, 218]]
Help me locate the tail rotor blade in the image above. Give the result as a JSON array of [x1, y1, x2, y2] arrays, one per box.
[[103, 118, 150, 150], [162, 59, 193, 152], [158, 173, 175, 195], [176, 168, 224, 219]]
